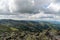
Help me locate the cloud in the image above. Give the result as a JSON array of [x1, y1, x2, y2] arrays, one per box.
[[14, 0, 35, 13], [14, 0, 50, 14], [0, 0, 60, 21], [47, 3, 60, 12], [0, 0, 52, 14]]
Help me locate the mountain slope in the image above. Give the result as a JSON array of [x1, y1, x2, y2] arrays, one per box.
[[0, 19, 59, 32], [0, 19, 60, 40]]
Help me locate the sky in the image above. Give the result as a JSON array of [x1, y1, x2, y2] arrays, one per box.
[[0, 0, 60, 21]]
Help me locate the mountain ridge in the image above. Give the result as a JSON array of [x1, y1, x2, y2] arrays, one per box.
[[0, 19, 60, 31]]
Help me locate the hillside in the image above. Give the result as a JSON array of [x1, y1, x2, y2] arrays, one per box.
[[0, 19, 60, 40]]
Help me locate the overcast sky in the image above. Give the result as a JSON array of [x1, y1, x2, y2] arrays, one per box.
[[0, 0, 60, 21]]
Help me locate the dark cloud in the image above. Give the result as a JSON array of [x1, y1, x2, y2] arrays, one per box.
[[40, 16, 54, 18], [0, 0, 60, 21], [14, 0, 39, 13], [0, 0, 52, 14], [14, 0, 51, 14], [54, 0, 60, 3]]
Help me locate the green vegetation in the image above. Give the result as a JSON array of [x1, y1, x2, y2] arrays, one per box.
[[0, 20, 59, 40]]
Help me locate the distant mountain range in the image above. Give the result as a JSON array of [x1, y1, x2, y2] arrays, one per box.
[[0, 19, 60, 32]]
